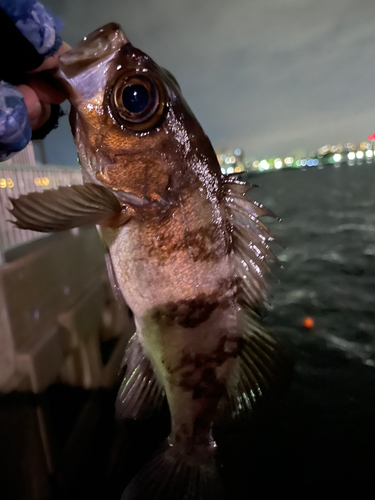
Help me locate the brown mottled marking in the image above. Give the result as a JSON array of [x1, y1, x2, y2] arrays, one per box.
[[151, 281, 238, 329], [147, 223, 225, 263], [179, 335, 239, 369], [177, 335, 239, 400], [191, 368, 225, 400], [152, 294, 219, 328]]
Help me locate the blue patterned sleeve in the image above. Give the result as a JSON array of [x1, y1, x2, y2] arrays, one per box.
[[0, 0, 63, 161], [0, 81, 31, 162], [0, 0, 63, 57]]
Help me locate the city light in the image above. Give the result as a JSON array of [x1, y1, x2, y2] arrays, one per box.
[[274, 158, 283, 169], [259, 159, 270, 171], [333, 153, 342, 162], [0, 178, 14, 188], [217, 136, 374, 175], [34, 177, 50, 187]]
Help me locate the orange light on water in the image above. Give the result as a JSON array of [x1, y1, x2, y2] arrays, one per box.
[[302, 317, 314, 329]]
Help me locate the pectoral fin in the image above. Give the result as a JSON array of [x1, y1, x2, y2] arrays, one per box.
[[9, 183, 132, 232]]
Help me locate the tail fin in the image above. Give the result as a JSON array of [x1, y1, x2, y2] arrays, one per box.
[[121, 441, 225, 500]]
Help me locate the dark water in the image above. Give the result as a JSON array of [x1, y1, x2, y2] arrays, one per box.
[[103, 162, 375, 498], [103, 162, 375, 497], [221, 161, 375, 494]]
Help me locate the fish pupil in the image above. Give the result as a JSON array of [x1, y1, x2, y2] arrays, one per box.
[[122, 84, 149, 114]]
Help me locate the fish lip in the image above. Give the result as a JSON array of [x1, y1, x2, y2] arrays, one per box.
[[55, 23, 130, 104], [57, 23, 129, 81]]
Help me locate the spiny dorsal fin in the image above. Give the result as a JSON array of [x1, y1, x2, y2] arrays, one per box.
[[221, 177, 292, 423], [224, 178, 279, 309], [9, 183, 132, 232]]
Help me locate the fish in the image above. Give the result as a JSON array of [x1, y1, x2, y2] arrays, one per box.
[[9, 23, 291, 500]]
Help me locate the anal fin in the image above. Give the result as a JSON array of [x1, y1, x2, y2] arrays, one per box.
[[116, 334, 165, 420]]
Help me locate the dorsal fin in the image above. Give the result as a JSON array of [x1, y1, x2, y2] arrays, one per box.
[[224, 178, 279, 309], [218, 306, 293, 424], [220, 177, 292, 423]]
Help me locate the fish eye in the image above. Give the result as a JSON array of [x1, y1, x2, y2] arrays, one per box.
[[122, 84, 149, 113], [111, 74, 167, 131]]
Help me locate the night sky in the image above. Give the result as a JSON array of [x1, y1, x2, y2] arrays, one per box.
[[43, 0, 375, 166]]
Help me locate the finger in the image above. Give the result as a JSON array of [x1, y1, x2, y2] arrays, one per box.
[[17, 84, 51, 130], [29, 42, 72, 74], [27, 75, 67, 105], [30, 104, 51, 131]]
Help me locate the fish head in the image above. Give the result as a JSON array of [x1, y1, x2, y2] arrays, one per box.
[[58, 23, 220, 206]]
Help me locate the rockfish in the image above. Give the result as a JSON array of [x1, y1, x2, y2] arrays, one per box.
[[10, 23, 290, 500]]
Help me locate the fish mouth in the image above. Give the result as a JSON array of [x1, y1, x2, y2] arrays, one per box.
[[56, 23, 129, 102], [58, 23, 129, 79]]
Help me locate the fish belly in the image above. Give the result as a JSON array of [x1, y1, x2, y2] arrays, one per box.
[[101, 193, 239, 450]]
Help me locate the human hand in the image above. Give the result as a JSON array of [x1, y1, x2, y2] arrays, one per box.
[[0, 0, 66, 160], [17, 41, 70, 131]]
